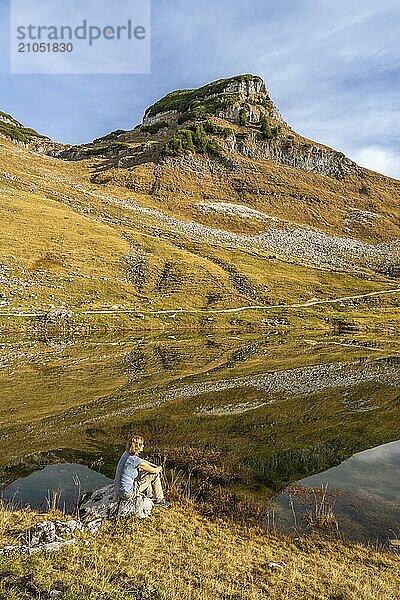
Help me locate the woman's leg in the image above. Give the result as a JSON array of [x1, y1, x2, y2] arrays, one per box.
[[138, 473, 164, 502], [137, 473, 164, 501]]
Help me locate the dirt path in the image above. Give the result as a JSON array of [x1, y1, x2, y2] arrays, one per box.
[[1, 287, 398, 318]]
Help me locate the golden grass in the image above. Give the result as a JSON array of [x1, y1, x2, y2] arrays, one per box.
[[0, 500, 399, 599], [0, 133, 399, 319]]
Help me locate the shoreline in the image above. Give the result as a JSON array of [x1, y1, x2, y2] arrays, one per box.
[[0, 302, 399, 336]]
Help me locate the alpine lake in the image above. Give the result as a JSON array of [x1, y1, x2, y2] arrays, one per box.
[[1, 329, 399, 544]]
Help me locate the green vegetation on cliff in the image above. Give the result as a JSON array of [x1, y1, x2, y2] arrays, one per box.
[[162, 123, 222, 156], [66, 141, 131, 159], [259, 115, 280, 139], [0, 111, 46, 144], [141, 121, 169, 134]]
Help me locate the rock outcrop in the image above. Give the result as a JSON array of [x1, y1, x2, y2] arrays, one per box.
[[0, 485, 153, 555], [0, 110, 57, 152], [223, 131, 355, 179], [0, 518, 101, 555], [143, 74, 284, 127], [137, 74, 356, 178], [79, 484, 153, 520]]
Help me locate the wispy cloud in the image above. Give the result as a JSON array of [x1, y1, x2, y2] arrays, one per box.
[[352, 146, 400, 179]]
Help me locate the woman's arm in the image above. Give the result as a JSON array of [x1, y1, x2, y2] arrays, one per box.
[[138, 459, 162, 474]]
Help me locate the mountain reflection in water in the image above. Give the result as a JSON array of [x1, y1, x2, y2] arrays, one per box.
[[0, 333, 399, 541], [275, 440, 400, 542]]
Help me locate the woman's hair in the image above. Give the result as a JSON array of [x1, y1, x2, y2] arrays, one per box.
[[126, 434, 144, 455]]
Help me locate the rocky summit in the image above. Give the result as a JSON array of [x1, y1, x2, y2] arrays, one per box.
[[0, 74, 399, 326], [58, 74, 355, 180], [143, 74, 284, 126]]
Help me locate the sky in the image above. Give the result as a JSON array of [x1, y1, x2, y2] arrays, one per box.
[[0, 0, 399, 179]]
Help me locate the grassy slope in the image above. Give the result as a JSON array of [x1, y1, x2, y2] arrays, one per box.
[[0, 138, 252, 315], [0, 130, 399, 329], [0, 501, 399, 600]]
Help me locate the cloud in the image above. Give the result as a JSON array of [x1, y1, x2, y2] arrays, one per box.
[[352, 146, 400, 179]]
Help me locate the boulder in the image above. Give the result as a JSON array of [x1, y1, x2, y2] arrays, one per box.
[[79, 483, 153, 520]]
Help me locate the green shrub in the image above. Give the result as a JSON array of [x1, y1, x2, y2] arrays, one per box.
[[220, 93, 240, 108], [259, 115, 280, 140], [163, 129, 194, 156], [203, 120, 232, 137], [141, 121, 169, 134], [77, 141, 130, 157], [163, 137, 183, 156], [192, 123, 208, 152], [239, 108, 248, 126], [177, 112, 193, 124], [162, 123, 221, 157], [93, 130, 126, 144]]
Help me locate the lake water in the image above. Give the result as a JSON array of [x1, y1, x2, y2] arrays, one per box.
[[0, 331, 399, 542], [2, 463, 111, 513], [274, 439, 400, 543]]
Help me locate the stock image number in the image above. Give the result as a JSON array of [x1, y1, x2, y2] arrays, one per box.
[[18, 43, 74, 53]]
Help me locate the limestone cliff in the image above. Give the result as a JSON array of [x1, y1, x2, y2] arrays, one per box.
[[143, 74, 284, 127]]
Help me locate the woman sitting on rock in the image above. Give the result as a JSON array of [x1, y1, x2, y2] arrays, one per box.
[[114, 434, 169, 508]]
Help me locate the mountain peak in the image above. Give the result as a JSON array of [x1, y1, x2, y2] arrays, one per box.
[[143, 74, 284, 127]]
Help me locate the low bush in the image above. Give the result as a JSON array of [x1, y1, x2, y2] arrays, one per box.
[[259, 115, 280, 139], [203, 120, 232, 137], [163, 123, 222, 157], [141, 121, 169, 134], [239, 108, 248, 126]]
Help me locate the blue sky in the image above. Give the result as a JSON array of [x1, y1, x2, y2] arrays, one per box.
[[1, 0, 399, 178]]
